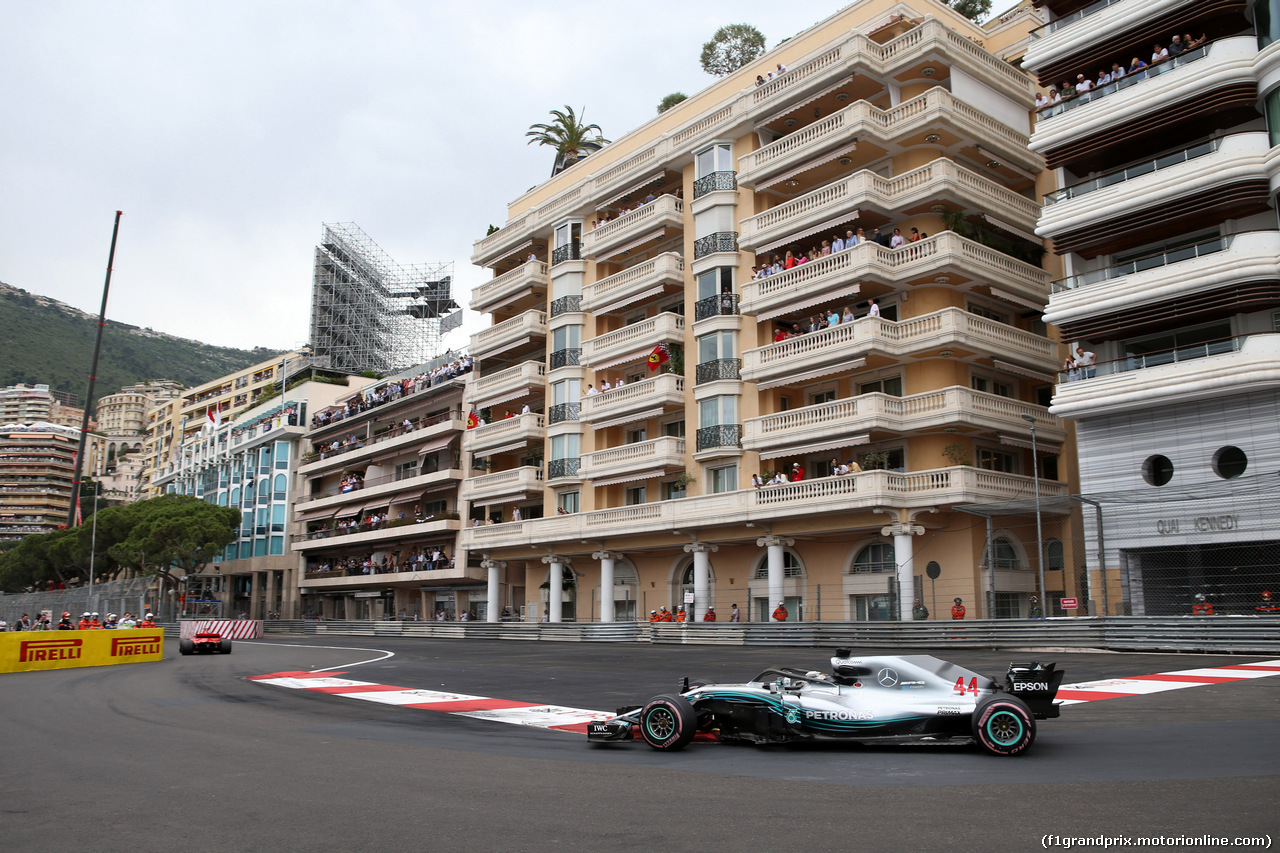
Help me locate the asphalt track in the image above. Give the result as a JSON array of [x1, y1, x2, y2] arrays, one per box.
[[2, 637, 1277, 852]]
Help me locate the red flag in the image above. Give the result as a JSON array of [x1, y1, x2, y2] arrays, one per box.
[[466, 410, 479, 429], [647, 344, 670, 371]]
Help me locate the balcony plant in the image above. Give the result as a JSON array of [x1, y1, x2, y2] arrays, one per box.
[[942, 443, 972, 466], [860, 451, 890, 470]]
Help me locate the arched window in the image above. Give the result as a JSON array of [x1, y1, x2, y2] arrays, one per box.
[[984, 537, 1023, 570], [1046, 539, 1064, 572], [851, 542, 896, 573], [753, 550, 804, 578]]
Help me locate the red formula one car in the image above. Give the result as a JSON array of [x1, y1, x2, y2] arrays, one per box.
[[179, 630, 232, 655]]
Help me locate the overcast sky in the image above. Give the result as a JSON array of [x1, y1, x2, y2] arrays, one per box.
[[1, 0, 1021, 357]]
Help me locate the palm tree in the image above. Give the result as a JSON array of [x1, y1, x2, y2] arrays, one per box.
[[526, 105, 610, 176]]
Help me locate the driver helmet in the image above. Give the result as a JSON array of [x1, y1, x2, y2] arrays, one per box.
[[954, 597, 963, 604], [1195, 593, 1206, 602], [1263, 590, 1273, 600]]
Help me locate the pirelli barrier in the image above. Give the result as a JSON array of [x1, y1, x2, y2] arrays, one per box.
[[0, 630, 165, 673]]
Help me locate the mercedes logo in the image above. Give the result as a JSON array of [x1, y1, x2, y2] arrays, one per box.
[[877, 667, 899, 687]]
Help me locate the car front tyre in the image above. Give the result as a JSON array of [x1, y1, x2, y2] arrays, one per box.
[[972, 696, 1036, 756], [640, 694, 697, 751]]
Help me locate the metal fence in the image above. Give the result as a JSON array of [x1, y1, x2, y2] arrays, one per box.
[[0, 577, 160, 624]]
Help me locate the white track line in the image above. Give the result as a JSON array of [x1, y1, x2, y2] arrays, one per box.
[[236, 640, 395, 670]]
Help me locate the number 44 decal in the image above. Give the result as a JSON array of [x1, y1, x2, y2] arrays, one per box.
[[954, 676, 979, 696]]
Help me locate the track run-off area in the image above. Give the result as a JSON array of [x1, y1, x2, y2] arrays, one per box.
[[2, 636, 1276, 851]]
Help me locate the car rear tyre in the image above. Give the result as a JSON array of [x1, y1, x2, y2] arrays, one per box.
[[219, 638, 232, 654], [179, 638, 194, 656], [972, 696, 1035, 756], [640, 694, 697, 751]]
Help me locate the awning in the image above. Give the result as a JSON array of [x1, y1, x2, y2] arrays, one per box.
[[756, 210, 860, 255], [472, 492, 532, 507], [589, 468, 669, 487], [588, 347, 651, 371], [295, 506, 340, 522], [477, 440, 531, 456], [991, 359, 1056, 382], [756, 283, 861, 322], [758, 433, 870, 460], [983, 214, 1041, 244], [757, 141, 861, 193], [600, 170, 669, 208], [757, 75, 856, 128], [334, 503, 364, 518], [602, 228, 667, 262], [591, 406, 665, 431], [988, 287, 1043, 312], [471, 387, 536, 411], [417, 433, 460, 456], [594, 283, 667, 317], [491, 238, 535, 267], [756, 357, 866, 390], [998, 433, 1061, 453]]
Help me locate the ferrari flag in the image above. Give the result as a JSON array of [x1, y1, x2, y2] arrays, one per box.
[[466, 410, 480, 429], [647, 343, 670, 371]]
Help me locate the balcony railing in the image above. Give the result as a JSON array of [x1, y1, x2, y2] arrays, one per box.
[[694, 293, 739, 321], [581, 374, 685, 421], [696, 423, 743, 452], [1044, 139, 1220, 204], [695, 358, 742, 384], [694, 232, 738, 259], [549, 348, 581, 369], [1036, 44, 1210, 119], [470, 260, 549, 313], [1057, 335, 1246, 383], [548, 402, 580, 424], [579, 436, 686, 480], [470, 309, 547, 358], [1050, 236, 1228, 294], [693, 170, 737, 199], [466, 361, 546, 408], [582, 313, 684, 367], [582, 252, 684, 315], [552, 243, 581, 265], [1028, 0, 1123, 39], [549, 294, 582, 317], [547, 458, 580, 479]]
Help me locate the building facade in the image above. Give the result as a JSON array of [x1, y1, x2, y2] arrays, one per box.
[[0, 422, 103, 539], [462, 1, 1079, 623], [1027, 0, 1280, 614], [0, 384, 84, 429], [95, 380, 183, 502]]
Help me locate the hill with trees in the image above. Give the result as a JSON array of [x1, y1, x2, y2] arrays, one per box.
[[0, 281, 281, 406]]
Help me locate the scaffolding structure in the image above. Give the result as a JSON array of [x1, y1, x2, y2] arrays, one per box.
[[309, 223, 460, 375]]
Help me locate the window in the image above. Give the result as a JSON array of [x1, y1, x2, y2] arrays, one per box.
[[851, 543, 896, 573], [709, 464, 737, 493], [664, 479, 686, 500], [551, 325, 581, 352], [986, 537, 1022, 570], [810, 389, 836, 405], [1046, 539, 1065, 572], [1124, 321, 1231, 365], [968, 302, 1010, 324], [626, 486, 647, 505], [977, 448, 1017, 473], [1213, 446, 1248, 479], [696, 267, 734, 300], [697, 330, 736, 364], [627, 427, 647, 444], [550, 433, 580, 460], [859, 447, 905, 471], [851, 594, 894, 621], [858, 376, 902, 396], [274, 441, 289, 467], [699, 395, 738, 427], [395, 460, 418, 481], [754, 550, 803, 578], [552, 379, 580, 405], [557, 490, 579, 514], [663, 420, 685, 437], [971, 374, 1014, 397], [272, 474, 287, 501], [554, 221, 581, 250], [1142, 454, 1174, 486], [695, 143, 733, 177]]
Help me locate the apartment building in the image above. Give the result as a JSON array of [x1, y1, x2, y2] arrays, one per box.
[[0, 422, 102, 539], [139, 350, 306, 497], [463, 0, 1076, 623], [293, 357, 474, 620], [95, 380, 183, 500], [154, 376, 360, 618], [1027, 0, 1280, 614], [0, 384, 84, 429]]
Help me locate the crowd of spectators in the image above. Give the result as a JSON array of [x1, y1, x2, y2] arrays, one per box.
[[754, 62, 789, 86], [753, 226, 924, 278], [591, 188, 682, 229], [751, 456, 866, 488], [1035, 32, 1208, 113], [771, 298, 880, 342], [308, 545, 454, 577], [311, 355, 473, 428]]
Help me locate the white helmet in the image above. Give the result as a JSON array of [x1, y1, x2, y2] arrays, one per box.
[[82, 612, 91, 618], [778, 601, 785, 606], [91, 612, 99, 617], [1195, 593, 1206, 601]]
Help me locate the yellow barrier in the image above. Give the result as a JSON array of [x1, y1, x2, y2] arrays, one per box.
[[0, 629, 164, 673]]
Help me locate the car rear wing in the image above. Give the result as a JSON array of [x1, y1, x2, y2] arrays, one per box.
[[1005, 662, 1065, 719]]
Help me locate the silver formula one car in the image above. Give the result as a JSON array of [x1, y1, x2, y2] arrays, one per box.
[[587, 649, 1064, 756]]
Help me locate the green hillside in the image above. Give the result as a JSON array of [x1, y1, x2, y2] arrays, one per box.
[[0, 282, 282, 408]]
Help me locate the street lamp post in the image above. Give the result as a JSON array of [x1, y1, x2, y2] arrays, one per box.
[[1021, 413, 1046, 610]]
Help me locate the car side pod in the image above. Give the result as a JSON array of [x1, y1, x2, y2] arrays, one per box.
[[1005, 662, 1065, 719]]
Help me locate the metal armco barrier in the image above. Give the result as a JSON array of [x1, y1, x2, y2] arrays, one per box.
[[0, 629, 165, 673], [259, 617, 1280, 653], [178, 620, 262, 640]]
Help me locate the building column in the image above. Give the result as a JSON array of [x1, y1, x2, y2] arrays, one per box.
[[682, 543, 719, 622], [264, 569, 277, 619], [541, 555, 571, 623], [883, 522, 925, 621], [756, 535, 794, 615], [482, 559, 506, 623], [592, 551, 620, 623], [250, 571, 263, 620]]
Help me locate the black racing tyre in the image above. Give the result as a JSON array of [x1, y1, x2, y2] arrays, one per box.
[[219, 638, 232, 654], [639, 693, 697, 751], [971, 695, 1036, 756], [179, 638, 194, 656]]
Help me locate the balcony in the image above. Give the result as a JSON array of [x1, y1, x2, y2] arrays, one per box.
[[696, 423, 743, 453], [292, 516, 463, 553], [469, 309, 547, 361], [1030, 38, 1257, 163], [693, 232, 738, 260], [578, 436, 686, 484], [300, 560, 487, 591], [1045, 232, 1280, 335], [549, 294, 582, 318], [741, 307, 1058, 388], [463, 413, 545, 457], [465, 361, 547, 411], [299, 413, 464, 475], [548, 348, 581, 370], [470, 260, 549, 314], [740, 159, 1039, 254], [737, 88, 1034, 188], [695, 292, 739, 321], [743, 387, 1065, 458], [1025, 0, 1201, 83], [582, 313, 685, 369], [580, 374, 685, 428], [548, 402, 580, 424], [695, 358, 742, 384], [581, 195, 684, 261], [460, 465, 545, 504], [1037, 134, 1272, 252], [581, 252, 684, 316], [547, 458, 580, 480], [460, 466, 1066, 550], [693, 170, 737, 199], [1052, 334, 1280, 419], [740, 232, 1050, 322]]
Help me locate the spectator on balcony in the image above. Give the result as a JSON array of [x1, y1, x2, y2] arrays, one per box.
[[841, 305, 855, 324], [1151, 43, 1169, 64], [1095, 68, 1112, 87], [1059, 79, 1077, 100], [1073, 346, 1097, 379], [867, 298, 880, 318], [755, 74, 766, 87], [1110, 62, 1126, 81], [790, 462, 805, 481], [909, 227, 921, 242], [773, 327, 788, 343], [615, 377, 626, 387], [1034, 91, 1050, 109], [511, 506, 522, 522], [1185, 33, 1206, 49], [643, 191, 656, 205], [890, 228, 906, 248], [775, 62, 787, 76], [791, 322, 804, 337], [1047, 88, 1061, 105], [586, 384, 598, 395], [784, 250, 797, 269], [1128, 56, 1148, 77], [827, 310, 841, 327], [521, 403, 531, 414], [820, 240, 832, 256], [600, 379, 612, 392], [752, 472, 765, 488], [1167, 35, 1184, 57], [831, 233, 845, 252], [829, 457, 842, 476], [1075, 73, 1093, 94], [504, 410, 515, 419]]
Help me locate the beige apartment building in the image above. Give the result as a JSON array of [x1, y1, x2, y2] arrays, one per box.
[[0, 384, 85, 429], [462, 0, 1081, 622]]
